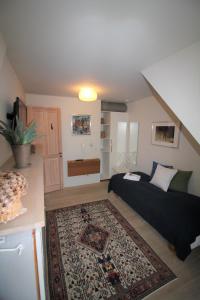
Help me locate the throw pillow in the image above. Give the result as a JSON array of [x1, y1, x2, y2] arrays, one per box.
[[169, 170, 193, 193], [150, 164, 177, 192], [150, 161, 173, 179]]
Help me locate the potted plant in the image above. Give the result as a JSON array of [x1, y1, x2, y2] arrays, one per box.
[[0, 117, 37, 168]]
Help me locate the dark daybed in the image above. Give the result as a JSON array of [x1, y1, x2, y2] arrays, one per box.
[[108, 172, 200, 260]]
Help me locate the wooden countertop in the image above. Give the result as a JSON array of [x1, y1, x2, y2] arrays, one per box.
[[0, 154, 45, 236]]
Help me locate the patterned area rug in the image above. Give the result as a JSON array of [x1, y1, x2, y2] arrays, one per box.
[[46, 200, 176, 300]]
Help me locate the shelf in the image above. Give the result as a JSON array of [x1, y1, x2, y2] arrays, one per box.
[[100, 111, 111, 181], [68, 159, 100, 176]]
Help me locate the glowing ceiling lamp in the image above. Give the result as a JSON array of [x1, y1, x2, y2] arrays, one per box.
[[78, 87, 97, 102]]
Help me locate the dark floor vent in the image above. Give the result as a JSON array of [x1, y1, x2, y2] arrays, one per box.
[[101, 101, 127, 112]]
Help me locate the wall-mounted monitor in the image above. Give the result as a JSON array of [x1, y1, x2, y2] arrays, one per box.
[[7, 97, 27, 127]]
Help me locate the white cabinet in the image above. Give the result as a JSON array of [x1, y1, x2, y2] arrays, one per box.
[[0, 155, 46, 300], [0, 228, 45, 300], [100, 111, 138, 180]]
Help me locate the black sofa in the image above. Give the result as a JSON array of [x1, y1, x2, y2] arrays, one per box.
[[108, 172, 200, 260]]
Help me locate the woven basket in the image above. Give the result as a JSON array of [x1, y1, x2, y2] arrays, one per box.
[[0, 171, 27, 223]]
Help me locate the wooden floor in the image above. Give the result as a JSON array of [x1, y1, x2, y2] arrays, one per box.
[[45, 182, 200, 300]]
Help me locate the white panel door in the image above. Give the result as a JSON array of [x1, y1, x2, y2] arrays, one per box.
[[110, 112, 128, 176], [110, 112, 138, 176]]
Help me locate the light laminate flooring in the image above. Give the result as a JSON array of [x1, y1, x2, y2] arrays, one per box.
[[45, 181, 200, 300]]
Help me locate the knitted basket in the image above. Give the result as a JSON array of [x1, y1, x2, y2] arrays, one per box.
[[0, 171, 27, 223]]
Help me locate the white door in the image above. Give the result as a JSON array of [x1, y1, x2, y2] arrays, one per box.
[[110, 112, 138, 176], [110, 112, 128, 176]]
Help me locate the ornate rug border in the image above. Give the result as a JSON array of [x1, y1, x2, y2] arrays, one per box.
[[46, 208, 69, 299], [46, 199, 176, 300]]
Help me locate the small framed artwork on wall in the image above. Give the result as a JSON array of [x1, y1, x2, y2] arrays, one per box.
[[152, 122, 180, 148], [72, 115, 91, 135]]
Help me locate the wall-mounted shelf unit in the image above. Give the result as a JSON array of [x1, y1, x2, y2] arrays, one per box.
[[100, 112, 111, 180], [68, 159, 100, 177]]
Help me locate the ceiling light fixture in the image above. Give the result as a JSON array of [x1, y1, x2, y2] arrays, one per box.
[[78, 87, 97, 102]]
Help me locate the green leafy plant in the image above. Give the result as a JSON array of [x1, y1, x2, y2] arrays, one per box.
[[0, 117, 37, 145]]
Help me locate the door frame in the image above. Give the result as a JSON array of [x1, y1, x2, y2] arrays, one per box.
[[57, 108, 63, 190]]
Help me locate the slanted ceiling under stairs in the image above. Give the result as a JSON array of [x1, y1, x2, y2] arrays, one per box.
[[142, 41, 200, 145]]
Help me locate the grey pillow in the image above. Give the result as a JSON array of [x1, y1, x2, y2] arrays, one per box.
[[169, 170, 193, 193]]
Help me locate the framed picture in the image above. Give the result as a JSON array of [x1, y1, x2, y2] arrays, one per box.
[[72, 115, 91, 135], [152, 122, 180, 148]]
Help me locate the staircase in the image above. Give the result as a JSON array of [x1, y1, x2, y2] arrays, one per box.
[[142, 41, 200, 144]]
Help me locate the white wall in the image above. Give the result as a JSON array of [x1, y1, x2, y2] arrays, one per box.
[[26, 93, 101, 187], [128, 96, 200, 196], [0, 33, 25, 166], [0, 33, 6, 69], [142, 41, 200, 144]]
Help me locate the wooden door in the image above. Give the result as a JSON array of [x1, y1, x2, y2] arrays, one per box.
[[44, 108, 63, 193], [27, 107, 47, 156], [27, 107, 63, 193]]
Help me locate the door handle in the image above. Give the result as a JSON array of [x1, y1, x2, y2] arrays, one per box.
[[59, 152, 63, 158]]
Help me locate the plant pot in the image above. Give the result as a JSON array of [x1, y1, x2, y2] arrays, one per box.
[[11, 144, 31, 168]]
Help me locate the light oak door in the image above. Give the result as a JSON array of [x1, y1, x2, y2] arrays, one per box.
[[27, 107, 47, 156], [27, 107, 63, 193]]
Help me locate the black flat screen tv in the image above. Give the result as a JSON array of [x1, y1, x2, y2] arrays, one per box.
[[7, 97, 27, 127]]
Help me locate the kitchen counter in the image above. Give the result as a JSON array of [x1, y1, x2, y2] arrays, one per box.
[[0, 154, 45, 235]]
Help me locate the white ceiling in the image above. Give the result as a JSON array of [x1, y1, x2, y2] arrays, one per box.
[[0, 0, 200, 102]]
